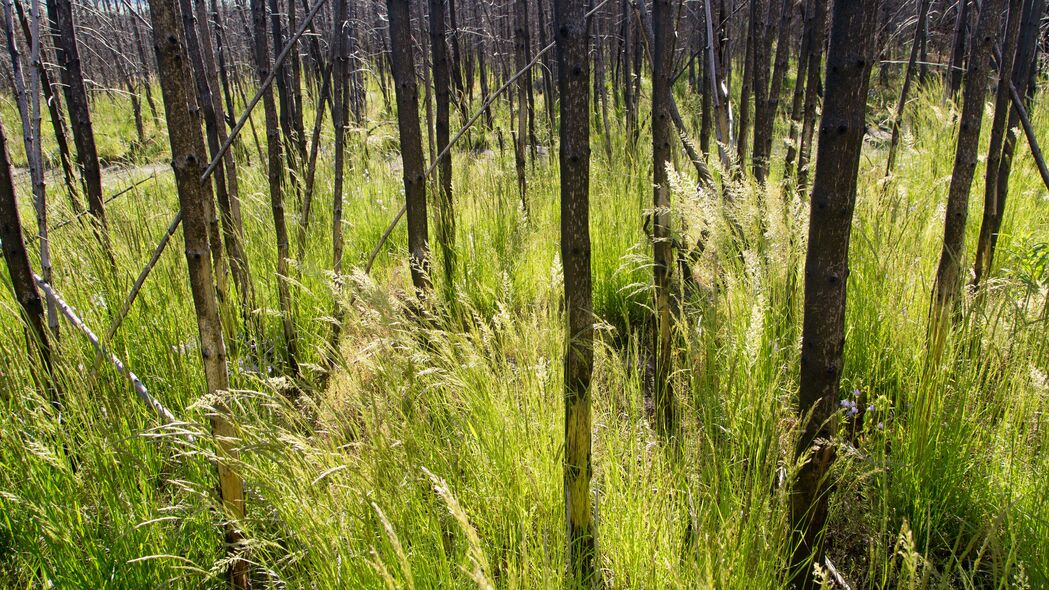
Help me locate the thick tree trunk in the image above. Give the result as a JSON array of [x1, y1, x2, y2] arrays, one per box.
[[429, 0, 456, 289], [749, 0, 771, 182], [145, 0, 249, 586], [929, 0, 1005, 357], [652, 0, 675, 438], [553, 0, 594, 581], [387, 0, 431, 295], [252, 0, 300, 374], [973, 0, 1043, 288], [790, 2, 879, 587]]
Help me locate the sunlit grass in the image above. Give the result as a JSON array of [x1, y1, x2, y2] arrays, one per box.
[[0, 76, 1046, 589]]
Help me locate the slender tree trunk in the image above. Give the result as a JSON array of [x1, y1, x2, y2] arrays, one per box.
[[429, 0, 456, 289], [652, 0, 675, 438], [328, 0, 348, 353], [973, 0, 1042, 288], [145, 0, 249, 586], [387, 0, 431, 295], [4, 0, 57, 337], [885, 0, 932, 176], [554, 0, 594, 581], [755, 0, 792, 183], [929, 0, 1005, 358], [195, 0, 257, 338], [946, 0, 971, 98], [252, 0, 300, 374], [180, 0, 231, 310], [0, 115, 54, 407], [46, 0, 114, 265], [513, 0, 529, 212], [790, 2, 879, 587], [795, 0, 828, 193], [749, 0, 772, 182], [623, 0, 637, 152], [737, 1, 755, 166], [783, 0, 812, 183]]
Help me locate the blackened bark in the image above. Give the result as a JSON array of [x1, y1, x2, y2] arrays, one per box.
[[929, 0, 1005, 354], [755, 0, 792, 183], [791, 2, 879, 587], [387, 0, 431, 294], [973, 0, 1042, 287], [46, 0, 113, 262], [252, 0, 300, 373], [652, 0, 674, 438], [795, 0, 828, 193], [429, 0, 456, 288], [885, 0, 932, 176], [946, 0, 971, 97], [554, 0, 594, 581], [329, 0, 348, 351], [0, 116, 54, 405]]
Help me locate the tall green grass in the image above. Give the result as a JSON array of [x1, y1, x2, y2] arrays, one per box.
[[0, 77, 1046, 588]]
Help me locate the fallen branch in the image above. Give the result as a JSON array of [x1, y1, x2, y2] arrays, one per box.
[[33, 274, 182, 426]]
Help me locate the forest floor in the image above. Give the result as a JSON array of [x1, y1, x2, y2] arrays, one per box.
[[0, 82, 1047, 589]]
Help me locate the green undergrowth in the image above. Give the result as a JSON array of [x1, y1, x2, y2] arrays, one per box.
[[0, 76, 1046, 588]]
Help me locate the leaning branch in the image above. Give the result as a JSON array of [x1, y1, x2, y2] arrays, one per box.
[[33, 274, 182, 426]]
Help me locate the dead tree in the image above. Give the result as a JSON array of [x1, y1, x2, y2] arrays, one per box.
[[430, 0, 456, 289], [794, 0, 828, 193], [885, 0, 932, 176], [651, 0, 675, 438], [973, 0, 1043, 288], [387, 0, 432, 295], [790, 1, 879, 587], [46, 0, 114, 265], [252, 0, 301, 373], [0, 116, 55, 407], [554, 0, 595, 580], [3, 0, 57, 337], [147, 0, 250, 584], [328, 0, 348, 352], [929, 0, 1005, 358]]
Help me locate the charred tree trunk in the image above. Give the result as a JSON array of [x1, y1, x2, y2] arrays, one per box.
[[0, 116, 54, 406], [795, 0, 828, 193], [946, 0, 971, 98], [429, 0, 456, 289], [885, 0, 932, 176], [790, 2, 879, 587], [554, 0, 595, 581], [46, 0, 114, 264], [252, 0, 300, 374], [145, 0, 249, 586], [652, 0, 675, 438], [929, 0, 1005, 357], [783, 0, 812, 183], [513, 0, 529, 212], [755, 0, 792, 183], [328, 0, 348, 352], [973, 0, 1042, 288], [387, 0, 431, 295]]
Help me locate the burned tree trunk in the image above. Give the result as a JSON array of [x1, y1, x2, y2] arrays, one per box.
[[513, 0, 529, 212], [252, 0, 300, 374], [0, 117, 54, 406], [946, 0, 971, 98], [885, 0, 932, 176], [429, 0, 456, 289], [554, 0, 595, 581], [46, 0, 114, 263], [144, 0, 249, 585], [652, 0, 675, 438], [973, 0, 1043, 288], [328, 0, 348, 353], [929, 0, 1005, 356], [755, 0, 792, 183], [795, 0, 828, 193], [387, 0, 431, 295], [790, 1, 879, 587]]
